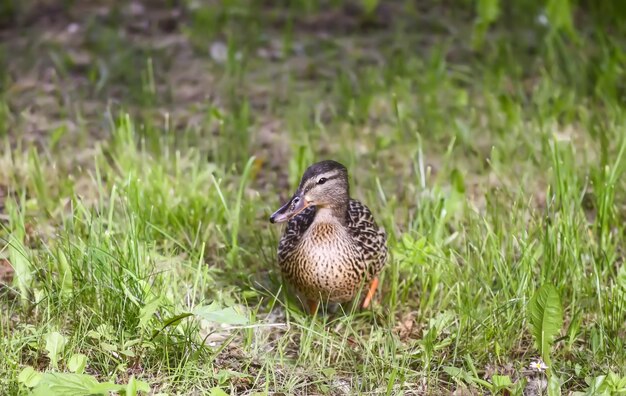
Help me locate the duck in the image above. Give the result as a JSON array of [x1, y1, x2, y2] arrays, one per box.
[[269, 160, 388, 314]]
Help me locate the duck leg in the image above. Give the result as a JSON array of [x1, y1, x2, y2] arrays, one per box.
[[361, 277, 379, 309], [308, 299, 319, 315]]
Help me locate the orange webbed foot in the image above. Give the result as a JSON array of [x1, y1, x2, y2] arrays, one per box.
[[361, 277, 379, 309], [308, 300, 319, 315]]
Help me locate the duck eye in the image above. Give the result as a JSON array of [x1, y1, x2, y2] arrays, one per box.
[[317, 177, 327, 185]]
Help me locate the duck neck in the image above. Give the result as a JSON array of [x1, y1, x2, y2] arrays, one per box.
[[314, 202, 349, 226]]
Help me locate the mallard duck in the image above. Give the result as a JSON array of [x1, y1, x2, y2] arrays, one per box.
[[269, 160, 388, 313]]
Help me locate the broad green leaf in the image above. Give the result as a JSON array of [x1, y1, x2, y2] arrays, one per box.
[[90, 382, 126, 394], [527, 284, 563, 366], [209, 387, 229, 396], [547, 374, 562, 396], [45, 332, 67, 369], [193, 303, 248, 325], [584, 375, 606, 394], [321, 367, 336, 378], [603, 371, 626, 393], [492, 375, 512, 389], [443, 366, 467, 380], [68, 354, 87, 374], [124, 338, 142, 349], [120, 348, 135, 357], [18, 366, 42, 388], [100, 342, 117, 352], [32, 372, 123, 396], [138, 297, 162, 329], [125, 375, 150, 396]]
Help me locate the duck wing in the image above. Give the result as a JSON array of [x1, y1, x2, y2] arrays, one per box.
[[346, 199, 388, 276]]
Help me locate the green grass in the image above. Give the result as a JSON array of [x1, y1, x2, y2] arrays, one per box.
[[1, 1, 626, 395]]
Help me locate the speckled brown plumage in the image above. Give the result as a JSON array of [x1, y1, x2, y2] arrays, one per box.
[[270, 160, 388, 309]]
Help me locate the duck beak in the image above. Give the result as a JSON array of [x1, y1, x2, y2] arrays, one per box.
[[269, 193, 309, 223]]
